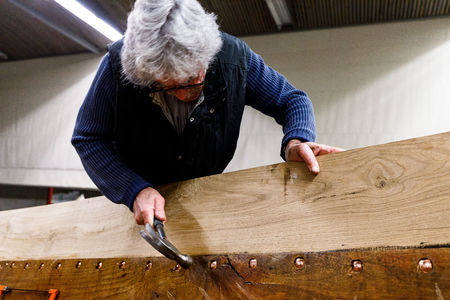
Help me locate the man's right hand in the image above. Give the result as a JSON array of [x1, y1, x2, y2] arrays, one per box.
[[133, 187, 166, 226]]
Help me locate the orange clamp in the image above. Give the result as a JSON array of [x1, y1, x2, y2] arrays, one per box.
[[0, 285, 9, 296], [48, 289, 59, 300], [0, 286, 57, 298]]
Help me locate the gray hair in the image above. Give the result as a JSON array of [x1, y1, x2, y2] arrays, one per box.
[[121, 0, 223, 87]]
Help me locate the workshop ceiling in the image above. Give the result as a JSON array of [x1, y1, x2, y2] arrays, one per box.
[[0, 0, 449, 63]]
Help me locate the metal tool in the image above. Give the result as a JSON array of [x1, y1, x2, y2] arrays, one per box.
[[0, 285, 8, 296], [0, 285, 58, 299], [140, 218, 193, 269]]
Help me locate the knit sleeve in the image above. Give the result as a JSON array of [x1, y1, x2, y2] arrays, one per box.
[[245, 49, 316, 160], [71, 54, 151, 211]]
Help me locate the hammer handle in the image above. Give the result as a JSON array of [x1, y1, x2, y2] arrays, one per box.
[[154, 218, 166, 239]]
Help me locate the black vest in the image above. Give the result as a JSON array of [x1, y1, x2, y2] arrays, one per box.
[[108, 33, 250, 186]]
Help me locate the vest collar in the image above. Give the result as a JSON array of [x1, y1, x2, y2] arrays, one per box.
[[203, 56, 227, 101]]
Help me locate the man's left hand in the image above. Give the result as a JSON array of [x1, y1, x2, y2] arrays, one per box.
[[285, 139, 344, 174]]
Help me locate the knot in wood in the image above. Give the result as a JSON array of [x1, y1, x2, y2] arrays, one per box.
[[376, 179, 387, 188], [366, 160, 403, 190]]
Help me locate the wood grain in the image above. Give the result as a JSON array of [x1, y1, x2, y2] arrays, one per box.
[[1, 132, 450, 260], [1, 247, 449, 299]]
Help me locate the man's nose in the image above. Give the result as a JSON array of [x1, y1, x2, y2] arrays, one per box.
[[175, 89, 188, 101]]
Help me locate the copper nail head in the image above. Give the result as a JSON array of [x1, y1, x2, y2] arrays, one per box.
[[295, 257, 304, 268], [249, 258, 257, 269], [210, 260, 217, 270], [352, 260, 362, 273], [119, 261, 125, 269], [419, 259, 432, 273], [146, 261, 152, 270]]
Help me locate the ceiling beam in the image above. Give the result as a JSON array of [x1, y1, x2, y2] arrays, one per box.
[[6, 0, 101, 54]]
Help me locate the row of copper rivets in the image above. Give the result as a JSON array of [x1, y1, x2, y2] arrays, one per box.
[[209, 257, 433, 273], [2, 261, 152, 271], [2, 258, 434, 273]]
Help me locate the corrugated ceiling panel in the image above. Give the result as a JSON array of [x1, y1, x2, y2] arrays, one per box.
[[0, 0, 110, 61], [1, 0, 450, 62], [292, 0, 450, 30], [199, 0, 278, 36]]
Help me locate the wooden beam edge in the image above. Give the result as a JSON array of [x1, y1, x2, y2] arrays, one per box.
[[0, 132, 449, 260]]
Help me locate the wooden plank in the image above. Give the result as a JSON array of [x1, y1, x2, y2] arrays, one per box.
[[1, 132, 450, 260], [1, 247, 449, 299]]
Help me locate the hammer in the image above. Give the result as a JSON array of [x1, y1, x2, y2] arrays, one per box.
[[140, 219, 193, 269]]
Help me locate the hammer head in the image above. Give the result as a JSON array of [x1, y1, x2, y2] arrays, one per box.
[[140, 223, 193, 269]]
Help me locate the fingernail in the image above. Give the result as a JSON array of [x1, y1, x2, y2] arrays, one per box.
[[311, 166, 320, 173]]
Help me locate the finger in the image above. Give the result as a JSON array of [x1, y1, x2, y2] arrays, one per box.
[[134, 213, 144, 226], [329, 146, 345, 153], [316, 145, 345, 155], [142, 207, 155, 229], [305, 142, 322, 156], [304, 143, 345, 156], [154, 196, 166, 223], [133, 200, 145, 225], [297, 143, 320, 174]]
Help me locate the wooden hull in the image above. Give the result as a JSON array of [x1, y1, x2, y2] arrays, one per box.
[[1, 132, 450, 298], [1, 247, 449, 299]]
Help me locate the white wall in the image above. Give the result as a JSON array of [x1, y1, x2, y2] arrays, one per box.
[[0, 18, 449, 188], [0, 53, 102, 188], [226, 17, 450, 172]]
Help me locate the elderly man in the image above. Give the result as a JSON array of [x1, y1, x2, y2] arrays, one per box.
[[72, 0, 342, 227]]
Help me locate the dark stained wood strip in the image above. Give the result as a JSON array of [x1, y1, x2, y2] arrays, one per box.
[[1, 246, 449, 299]]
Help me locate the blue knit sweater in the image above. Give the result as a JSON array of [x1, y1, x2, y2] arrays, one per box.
[[72, 49, 316, 210]]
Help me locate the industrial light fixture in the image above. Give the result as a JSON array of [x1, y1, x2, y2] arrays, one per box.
[[54, 0, 123, 41], [265, 0, 293, 30]]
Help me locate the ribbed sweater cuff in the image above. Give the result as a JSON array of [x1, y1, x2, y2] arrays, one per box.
[[122, 177, 152, 212]]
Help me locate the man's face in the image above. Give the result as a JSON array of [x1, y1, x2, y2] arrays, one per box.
[[155, 69, 205, 102]]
